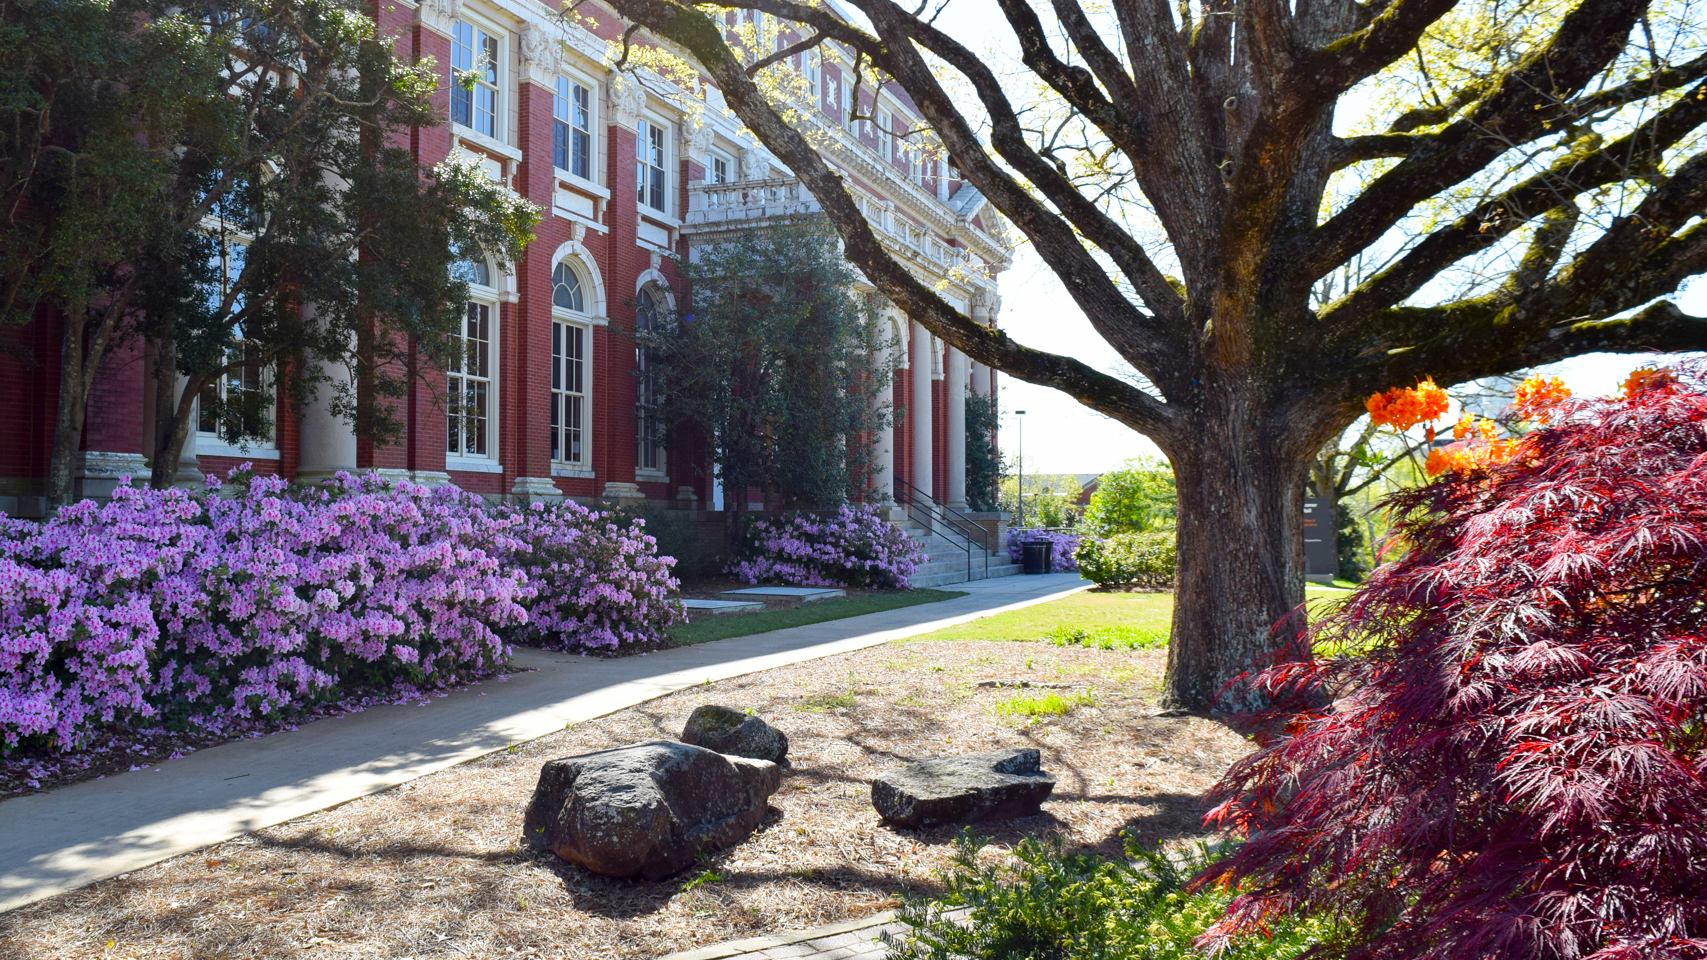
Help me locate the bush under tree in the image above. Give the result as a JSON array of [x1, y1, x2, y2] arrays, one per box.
[[1075, 531, 1175, 588], [1198, 366, 1707, 959]]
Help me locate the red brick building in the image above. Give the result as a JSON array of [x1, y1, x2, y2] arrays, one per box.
[[0, 0, 1009, 518]]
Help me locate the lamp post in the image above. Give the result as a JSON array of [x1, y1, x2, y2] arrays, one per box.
[[1014, 410, 1026, 527]]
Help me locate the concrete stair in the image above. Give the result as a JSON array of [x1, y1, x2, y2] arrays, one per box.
[[900, 520, 1020, 588]]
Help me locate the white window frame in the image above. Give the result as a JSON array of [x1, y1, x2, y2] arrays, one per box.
[[840, 74, 854, 131], [637, 115, 670, 215], [708, 149, 732, 185], [635, 283, 667, 477], [450, 18, 505, 142], [447, 265, 499, 466], [876, 107, 893, 162], [550, 262, 593, 469], [553, 71, 598, 185], [194, 206, 278, 458]]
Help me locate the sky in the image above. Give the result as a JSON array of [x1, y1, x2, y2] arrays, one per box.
[[899, 1, 1707, 474]]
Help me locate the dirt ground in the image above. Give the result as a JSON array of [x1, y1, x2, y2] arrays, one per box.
[[0, 639, 1253, 960]]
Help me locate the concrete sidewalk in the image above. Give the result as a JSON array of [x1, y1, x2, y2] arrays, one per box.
[[0, 573, 1087, 914]]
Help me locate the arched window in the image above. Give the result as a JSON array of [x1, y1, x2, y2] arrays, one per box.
[[551, 259, 592, 467], [635, 284, 666, 473], [448, 257, 497, 461], [552, 261, 584, 312], [451, 257, 491, 287]]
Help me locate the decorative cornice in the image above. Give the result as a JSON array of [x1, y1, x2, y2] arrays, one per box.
[[519, 24, 563, 85], [418, 0, 460, 35], [684, 119, 714, 158], [608, 72, 646, 130]]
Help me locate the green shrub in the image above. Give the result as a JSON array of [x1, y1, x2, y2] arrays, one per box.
[[885, 834, 1333, 960], [1075, 531, 1175, 587], [1047, 624, 1168, 650], [1082, 458, 1176, 536]]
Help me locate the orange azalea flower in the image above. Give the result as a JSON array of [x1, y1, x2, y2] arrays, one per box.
[[1623, 366, 1678, 397], [1453, 414, 1498, 441], [1512, 374, 1571, 423], [1367, 378, 1451, 431], [1426, 437, 1523, 477]]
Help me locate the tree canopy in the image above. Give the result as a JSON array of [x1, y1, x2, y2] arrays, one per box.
[[598, 0, 1707, 708]]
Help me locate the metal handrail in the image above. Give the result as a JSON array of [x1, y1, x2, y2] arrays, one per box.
[[892, 477, 991, 580]]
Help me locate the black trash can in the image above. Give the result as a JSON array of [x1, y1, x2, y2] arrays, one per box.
[[1021, 540, 1053, 575]]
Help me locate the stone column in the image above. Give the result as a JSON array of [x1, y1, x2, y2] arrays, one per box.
[[970, 360, 990, 398], [871, 321, 899, 504], [910, 319, 933, 505], [297, 354, 357, 485], [945, 345, 969, 511]]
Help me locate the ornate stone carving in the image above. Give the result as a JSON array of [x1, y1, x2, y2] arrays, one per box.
[[683, 119, 714, 159], [418, 0, 460, 35], [519, 25, 562, 84], [608, 72, 646, 129], [738, 147, 770, 181]]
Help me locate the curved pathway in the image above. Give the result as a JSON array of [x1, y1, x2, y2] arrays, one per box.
[[0, 574, 1087, 914]]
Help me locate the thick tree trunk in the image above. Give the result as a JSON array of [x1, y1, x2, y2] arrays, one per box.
[[1164, 406, 1311, 712]]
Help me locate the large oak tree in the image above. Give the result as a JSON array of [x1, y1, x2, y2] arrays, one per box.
[[595, 0, 1707, 709]]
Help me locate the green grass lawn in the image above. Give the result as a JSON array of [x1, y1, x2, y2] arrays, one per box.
[[668, 588, 969, 645], [903, 581, 1364, 647]]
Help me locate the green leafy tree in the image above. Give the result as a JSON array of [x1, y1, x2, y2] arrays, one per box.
[[600, 0, 1707, 710], [964, 392, 1002, 512], [0, 0, 223, 505], [140, 0, 538, 489], [0, 0, 537, 504], [643, 222, 892, 545], [1082, 457, 1178, 536]]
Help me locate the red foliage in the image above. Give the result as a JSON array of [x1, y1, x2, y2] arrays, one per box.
[[1197, 364, 1707, 960]]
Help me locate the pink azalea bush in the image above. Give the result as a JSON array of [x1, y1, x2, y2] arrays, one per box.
[[502, 500, 681, 652], [1006, 528, 1080, 571], [1, 471, 680, 754], [729, 504, 926, 589]]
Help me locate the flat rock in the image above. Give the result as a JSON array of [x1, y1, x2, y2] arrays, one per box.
[[680, 598, 766, 616], [718, 586, 846, 602], [681, 705, 789, 764], [975, 679, 1074, 689], [872, 749, 1056, 829], [523, 741, 781, 880]]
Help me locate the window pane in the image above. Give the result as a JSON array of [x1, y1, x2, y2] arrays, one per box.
[[552, 262, 583, 312], [554, 120, 569, 171]]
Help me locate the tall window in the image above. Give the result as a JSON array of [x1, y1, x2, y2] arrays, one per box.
[[710, 153, 730, 184], [551, 262, 589, 466], [451, 21, 500, 138], [553, 77, 592, 179], [637, 118, 667, 212], [804, 48, 820, 100], [448, 266, 494, 458], [876, 108, 893, 161], [635, 286, 664, 472], [840, 77, 854, 131], [196, 238, 271, 444]]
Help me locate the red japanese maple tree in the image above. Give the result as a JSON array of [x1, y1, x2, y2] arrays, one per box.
[[1197, 364, 1707, 960]]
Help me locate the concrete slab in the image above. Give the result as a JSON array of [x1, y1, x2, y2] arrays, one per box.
[[720, 586, 847, 602], [0, 574, 1087, 913], [682, 598, 768, 615]]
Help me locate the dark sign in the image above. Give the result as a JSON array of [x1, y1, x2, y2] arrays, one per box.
[[1302, 498, 1337, 580]]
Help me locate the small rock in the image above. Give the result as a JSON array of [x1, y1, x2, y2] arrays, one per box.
[[523, 741, 781, 880], [681, 705, 789, 764], [872, 748, 1056, 828], [974, 679, 1074, 689]]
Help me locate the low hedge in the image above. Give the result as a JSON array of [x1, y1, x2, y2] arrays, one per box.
[[1074, 530, 1175, 587]]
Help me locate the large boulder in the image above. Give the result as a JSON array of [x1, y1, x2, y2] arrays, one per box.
[[523, 741, 781, 880], [680, 705, 789, 764], [871, 749, 1056, 828]]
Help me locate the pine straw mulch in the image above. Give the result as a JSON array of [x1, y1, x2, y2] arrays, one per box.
[[0, 639, 1253, 960]]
